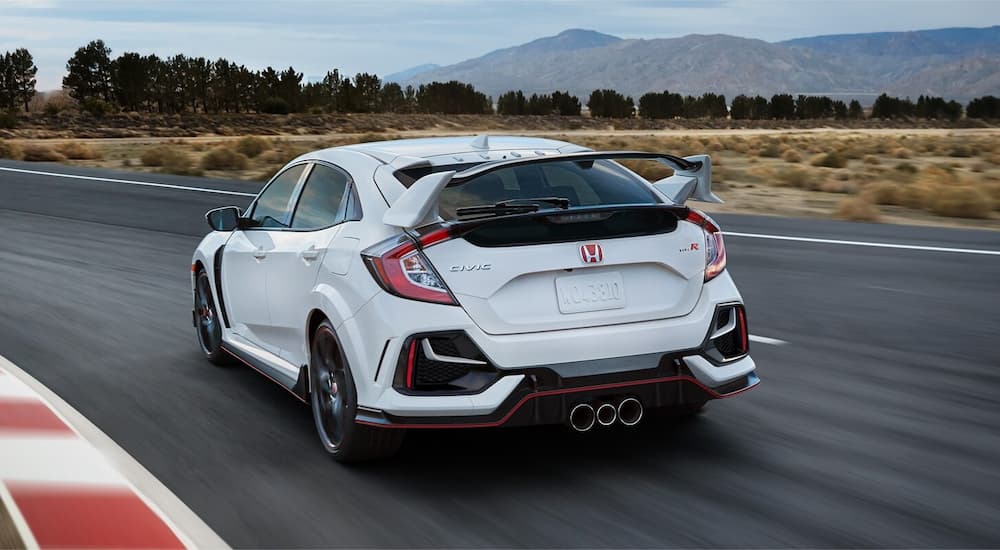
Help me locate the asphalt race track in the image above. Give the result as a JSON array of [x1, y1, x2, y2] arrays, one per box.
[[1, 159, 999, 548]]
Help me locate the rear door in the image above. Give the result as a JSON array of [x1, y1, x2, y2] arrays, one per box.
[[264, 163, 355, 365], [420, 160, 707, 335], [221, 163, 306, 353]]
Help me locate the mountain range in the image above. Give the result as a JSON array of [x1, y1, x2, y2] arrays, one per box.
[[391, 26, 1000, 102]]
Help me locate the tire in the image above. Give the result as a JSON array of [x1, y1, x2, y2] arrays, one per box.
[[194, 269, 230, 366], [310, 321, 404, 462]]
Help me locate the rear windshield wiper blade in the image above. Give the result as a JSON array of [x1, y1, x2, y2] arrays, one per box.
[[495, 197, 571, 209], [455, 203, 540, 219], [454, 197, 572, 219]]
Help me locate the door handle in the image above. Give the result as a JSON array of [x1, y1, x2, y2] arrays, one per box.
[[300, 246, 320, 262], [253, 246, 267, 260]]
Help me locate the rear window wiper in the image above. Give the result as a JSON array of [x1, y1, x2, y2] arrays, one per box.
[[455, 197, 571, 219], [455, 203, 540, 219]]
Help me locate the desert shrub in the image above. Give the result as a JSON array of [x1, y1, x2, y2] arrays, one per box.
[[809, 151, 848, 169], [759, 142, 782, 158], [234, 136, 271, 158], [949, 145, 973, 158], [891, 147, 912, 159], [260, 97, 290, 115], [162, 153, 201, 176], [201, 146, 249, 171], [781, 149, 801, 163], [0, 111, 17, 129], [984, 182, 1000, 211], [864, 182, 905, 205], [929, 186, 992, 218], [141, 145, 181, 167], [21, 144, 67, 162], [55, 141, 102, 160], [895, 162, 918, 174], [835, 197, 881, 222], [775, 166, 817, 189], [863, 155, 881, 165], [0, 140, 23, 160], [80, 98, 114, 117], [259, 145, 309, 165], [819, 180, 854, 194]]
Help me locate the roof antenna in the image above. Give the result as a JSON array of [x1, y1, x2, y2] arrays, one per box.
[[470, 134, 489, 150]]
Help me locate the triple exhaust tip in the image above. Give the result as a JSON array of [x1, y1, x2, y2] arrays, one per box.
[[569, 398, 643, 432]]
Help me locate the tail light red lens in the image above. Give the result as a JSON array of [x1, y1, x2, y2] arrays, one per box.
[[362, 229, 458, 305], [685, 209, 727, 282]]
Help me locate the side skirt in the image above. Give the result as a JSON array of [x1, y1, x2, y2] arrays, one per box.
[[221, 341, 308, 403]]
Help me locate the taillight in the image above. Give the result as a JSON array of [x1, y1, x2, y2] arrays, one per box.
[[362, 229, 458, 305], [685, 209, 727, 282]]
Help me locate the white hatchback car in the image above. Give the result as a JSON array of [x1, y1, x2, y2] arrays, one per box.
[[192, 135, 758, 461]]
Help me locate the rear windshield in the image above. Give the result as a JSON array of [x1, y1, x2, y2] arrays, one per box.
[[397, 159, 660, 221]]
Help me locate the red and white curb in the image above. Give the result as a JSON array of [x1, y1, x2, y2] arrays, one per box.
[[0, 355, 227, 549]]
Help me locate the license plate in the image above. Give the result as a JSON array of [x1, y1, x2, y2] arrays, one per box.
[[555, 272, 626, 314]]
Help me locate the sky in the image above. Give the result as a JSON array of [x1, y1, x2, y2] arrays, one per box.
[[2, 0, 999, 90]]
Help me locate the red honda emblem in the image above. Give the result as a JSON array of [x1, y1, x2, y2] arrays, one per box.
[[580, 243, 603, 264]]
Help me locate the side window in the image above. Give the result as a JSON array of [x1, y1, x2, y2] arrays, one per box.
[[290, 164, 350, 230], [249, 164, 305, 228]]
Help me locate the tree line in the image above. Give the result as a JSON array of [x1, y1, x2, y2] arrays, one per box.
[[60, 40, 492, 116], [4, 41, 1000, 121]]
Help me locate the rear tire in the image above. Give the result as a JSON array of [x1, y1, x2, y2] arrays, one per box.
[[310, 321, 404, 462], [194, 270, 230, 366]]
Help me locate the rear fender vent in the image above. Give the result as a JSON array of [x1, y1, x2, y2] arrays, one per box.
[[703, 304, 749, 363]]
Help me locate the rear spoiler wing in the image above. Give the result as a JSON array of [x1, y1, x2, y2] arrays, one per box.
[[382, 151, 721, 229]]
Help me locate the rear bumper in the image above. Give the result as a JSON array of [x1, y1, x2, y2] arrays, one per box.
[[357, 353, 757, 429]]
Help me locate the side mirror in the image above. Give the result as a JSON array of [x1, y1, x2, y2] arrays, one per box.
[[206, 206, 243, 231]]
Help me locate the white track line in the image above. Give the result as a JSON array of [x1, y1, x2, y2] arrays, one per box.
[[724, 231, 1000, 256], [749, 334, 787, 346], [0, 354, 229, 549], [0, 166, 256, 197]]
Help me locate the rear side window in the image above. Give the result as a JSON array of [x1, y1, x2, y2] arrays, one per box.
[[291, 164, 350, 229], [437, 160, 659, 220], [250, 164, 305, 228]]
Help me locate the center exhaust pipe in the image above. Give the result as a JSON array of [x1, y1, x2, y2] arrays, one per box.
[[617, 397, 644, 426], [569, 403, 596, 432], [596, 403, 617, 427]]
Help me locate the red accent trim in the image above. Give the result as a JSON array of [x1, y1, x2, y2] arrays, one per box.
[[223, 348, 307, 403], [8, 484, 184, 549], [357, 374, 758, 430], [0, 400, 73, 434], [405, 340, 417, 389], [737, 307, 749, 352]]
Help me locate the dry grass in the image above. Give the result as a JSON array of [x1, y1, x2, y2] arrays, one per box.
[[809, 151, 848, 169], [929, 186, 993, 218], [835, 196, 881, 222], [0, 140, 23, 160], [200, 146, 249, 171], [140, 145, 199, 175], [781, 149, 801, 163], [21, 144, 66, 162], [54, 141, 102, 160], [234, 136, 271, 158]]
